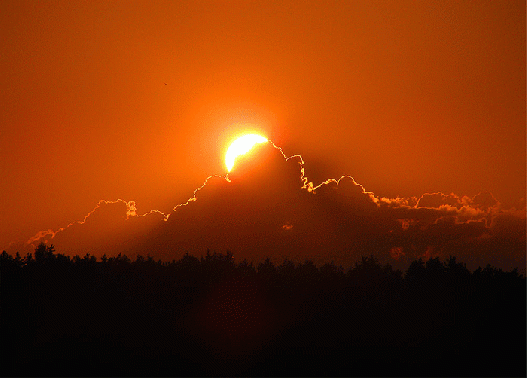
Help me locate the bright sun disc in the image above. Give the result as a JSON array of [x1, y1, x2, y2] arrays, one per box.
[[225, 134, 268, 172]]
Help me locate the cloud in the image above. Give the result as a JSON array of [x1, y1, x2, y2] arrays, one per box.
[[18, 200, 167, 258], [416, 192, 464, 209], [14, 142, 526, 272]]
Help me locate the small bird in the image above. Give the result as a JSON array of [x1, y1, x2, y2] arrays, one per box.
[[164, 83, 167, 85]]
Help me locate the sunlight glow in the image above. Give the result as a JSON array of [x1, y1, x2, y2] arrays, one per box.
[[225, 134, 268, 172]]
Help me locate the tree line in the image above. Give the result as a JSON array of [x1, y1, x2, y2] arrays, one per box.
[[1, 243, 525, 376]]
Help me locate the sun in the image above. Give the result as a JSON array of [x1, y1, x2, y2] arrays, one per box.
[[225, 134, 268, 172]]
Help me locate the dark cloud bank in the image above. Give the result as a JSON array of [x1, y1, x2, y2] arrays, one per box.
[[12, 142, 526, 273]]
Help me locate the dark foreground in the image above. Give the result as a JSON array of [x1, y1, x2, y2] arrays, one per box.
[[2, 245, 525, 377]]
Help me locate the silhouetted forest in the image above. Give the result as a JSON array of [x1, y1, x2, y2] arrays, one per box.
[[2, 244, 525, 377]]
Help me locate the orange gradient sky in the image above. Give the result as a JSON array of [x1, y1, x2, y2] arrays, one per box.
[[1, 0, 525, 250]]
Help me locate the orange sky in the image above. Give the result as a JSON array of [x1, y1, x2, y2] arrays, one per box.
[[1, 0, 525, 251]]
